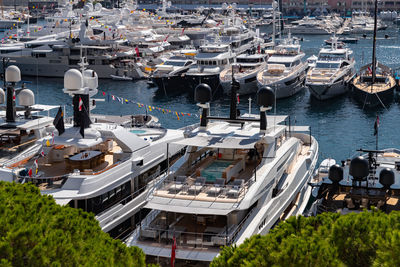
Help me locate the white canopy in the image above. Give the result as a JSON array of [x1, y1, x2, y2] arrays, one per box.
[[173, 135, 260, 149]]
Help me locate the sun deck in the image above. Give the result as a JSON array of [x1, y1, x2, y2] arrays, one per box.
[[12, 140, 123, 189], [353, 75, 396, 93], [154, 148, 260, 203]]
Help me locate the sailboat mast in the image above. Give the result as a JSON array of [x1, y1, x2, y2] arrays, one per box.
[[371, 0, 378, 84]]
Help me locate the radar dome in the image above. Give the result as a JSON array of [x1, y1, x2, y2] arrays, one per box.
[[0, 88, 5, 104], [349, 156, 369, 181], [94, 3, 102, 11], [64, 69, 83, 90], [83, 69, 98, 90], [256, 87, 274, 107], [18, 89, 35, 106], [122, 8, 130, 17], [195, 83, 211, 103], [328, 164, 343, 184], [5, 65, 21, 83], [379, 168, 395, 189]]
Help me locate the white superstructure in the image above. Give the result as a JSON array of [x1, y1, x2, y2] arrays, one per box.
[[0, 65, 185, 239], [306, 39, 356, 100], [257, 37, 308, 99], [126, 85, 318, 263]]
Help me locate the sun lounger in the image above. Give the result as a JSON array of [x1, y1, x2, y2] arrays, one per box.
[[207, 178, 225, 196], [188, 177, 206, 194], [227, 179, 244, 198], [169, 176, 187, 193]]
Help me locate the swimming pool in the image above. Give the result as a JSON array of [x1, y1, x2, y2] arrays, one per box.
[[201, 160, 232, 182], [130, 129, 146, 134]]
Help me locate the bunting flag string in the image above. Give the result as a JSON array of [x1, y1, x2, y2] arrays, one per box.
[[100, 91, 198, 120]]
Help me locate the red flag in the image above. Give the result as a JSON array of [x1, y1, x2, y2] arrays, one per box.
[[135, 47, 140, 57], [163, 35, 169, 42], [171, 235, 176, 267], [12, 90, 15, 100], [78, 97, 83, 111], [367, 66, 372, 74], [102, 91, 106, 96], [181, 28, 185, 35], [237, 94, 240, 104], [28, 168, 32, 177]]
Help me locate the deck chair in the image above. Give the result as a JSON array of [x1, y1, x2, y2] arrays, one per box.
[[207, 178, 225, 196], [188, 177, 206, 195], [169, 176, 186, 193], [227, 179, 244, 198]]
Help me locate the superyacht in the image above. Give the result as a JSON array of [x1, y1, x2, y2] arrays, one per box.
[[151, 53, 195, 92], [0, 64, 185, 239], [0, 21, 144, 79], [126, 83, 318, 263]]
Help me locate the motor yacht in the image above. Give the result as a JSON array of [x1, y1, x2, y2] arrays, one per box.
[[151, 53, 195, 93], [185, 43, 236, 91], [257, 37, 308, 99], [0, 64, 185, 240], [220, 53, 268, 95], [306, 38, 356, 100], [0, 66, 59, 163], [126, 83, 318, 263]]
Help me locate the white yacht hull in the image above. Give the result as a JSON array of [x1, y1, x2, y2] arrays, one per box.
[[257, 71, 306, 99], [307, 80, 348, 100], [0, 58, 143, 79], [235, 134, 318, 244], [307, 69, 356, 100], [220, 75, 258, 95]]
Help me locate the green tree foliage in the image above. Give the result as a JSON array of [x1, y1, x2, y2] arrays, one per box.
[[0, 181, 145, 266], [212, 211, 400, 267]]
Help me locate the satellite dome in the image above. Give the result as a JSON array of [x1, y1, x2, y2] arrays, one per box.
[[195, 83, 211, 103], [83, 69, 98, 90], [94, 3, 102, 11], [328, 164, 344, 184], [5, 65, 21, 83], [18, 89, 35, 106], [64, 69, 83, 90], [0, 88, 5, 104], [349, 156, 369, 181], [122, 8, 130, 17], [256, 87, 274, 107]]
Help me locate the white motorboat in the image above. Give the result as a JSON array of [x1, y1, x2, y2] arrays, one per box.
[[306, 38, 356, 100], [126, 84, 318, 263], [220, 53, 268, 95], [257, 36, 308, 99]]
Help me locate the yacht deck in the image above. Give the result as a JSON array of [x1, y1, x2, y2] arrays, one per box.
[[353, 75, 396, 93]]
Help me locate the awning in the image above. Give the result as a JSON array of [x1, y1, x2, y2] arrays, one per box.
[[54, 198, 72, 206], [173, 135, 260, 149], [291, 126, 310, 132], [145, 197, 235, 215]]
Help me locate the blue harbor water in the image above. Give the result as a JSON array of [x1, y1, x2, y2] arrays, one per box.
[[6, 26, 400, 164]]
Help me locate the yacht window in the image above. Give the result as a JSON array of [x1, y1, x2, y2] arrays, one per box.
[[315, 62, 340, 69], [164, 61, 186, 66], [229, 58, 234, 63], [1, 49, 20, 54], [212, 61, 216, 65], [268, 61, 291, 67], [184, 61, 192, 66]]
